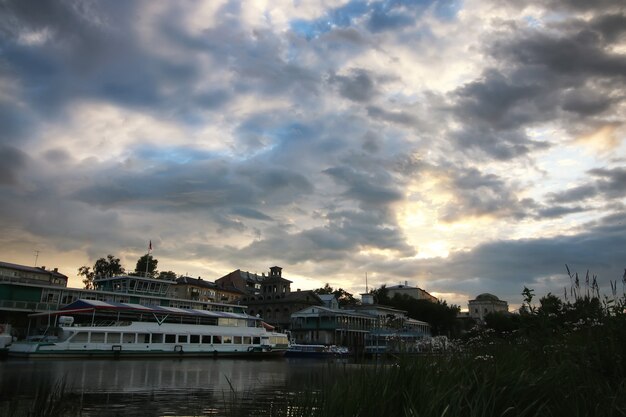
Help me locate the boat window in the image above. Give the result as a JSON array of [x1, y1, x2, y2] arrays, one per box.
[[201, 335, 211, 344], [152, 333, 163, 343], [106, 333, 121, 344], [91, 332, 105, 343], [138, 333, 150, 343], [72, 332, 89, 343], [190, 335, 200, 343], [213, 335, 222, 344], [165, 334, 176, 343], [177, 335, 188, 343], [123, 333, 135, 343], [222, 336, 232, 344], [243, 336, 251, 345], [253, 336, 261, 345], [234, 336, 242, 344]]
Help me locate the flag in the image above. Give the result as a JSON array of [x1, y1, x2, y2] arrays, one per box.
[[149, 240, 152, 252]]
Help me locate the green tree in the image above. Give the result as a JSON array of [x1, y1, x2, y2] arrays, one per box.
[[158, 270, 177, 281], [370, 285, 461, 336], [484, 311, 520, 333], [93, 254, 125, 277], [134, 254, 158, 277], [78, 254, 124, 289], [370, 284, 390, 304], [314, 283, 358, 307], [78, 266, 95, 290]]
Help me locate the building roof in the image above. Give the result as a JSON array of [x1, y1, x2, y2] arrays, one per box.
[[30, 299, 252, 320], [474, 293, 501, 302], [0, 261, 68, 279], [175, 276, 218, 289]]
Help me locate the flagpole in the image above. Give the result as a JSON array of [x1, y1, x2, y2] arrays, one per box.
[[145, 240, 152, 277]]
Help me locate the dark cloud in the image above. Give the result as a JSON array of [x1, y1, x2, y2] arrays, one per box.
[[323, 166, 403, 206], [590, 167, 626, 198], [561, 88, 614, 116], [240, 208, 414, 264], [451, 126, 550, 161], [493, 29, 626, 79], [548, 184, 598, 204], [421, 211, 626, 302], [548, 167, 626, 204], [452, 69, 554, 130], [367, 106, 418, 126], [0, 145, 28, 185], [331, 69, 376, 102]]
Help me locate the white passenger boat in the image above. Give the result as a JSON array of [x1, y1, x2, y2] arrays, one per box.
[[8, 299, 289, 359]]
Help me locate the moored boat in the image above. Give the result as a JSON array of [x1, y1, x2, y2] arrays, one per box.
[[285, 343, 349, 358], [0, 323, 13, 358], [8, 299, 289, 359]]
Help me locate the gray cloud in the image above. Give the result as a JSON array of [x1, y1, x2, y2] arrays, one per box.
[[0, 145, 28, 185], [330, 69, 377, 102]]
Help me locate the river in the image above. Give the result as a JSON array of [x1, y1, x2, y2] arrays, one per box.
[[0, 357, 343, 416]]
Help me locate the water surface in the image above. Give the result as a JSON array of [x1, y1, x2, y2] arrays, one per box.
[[0, 357, 339, 416]]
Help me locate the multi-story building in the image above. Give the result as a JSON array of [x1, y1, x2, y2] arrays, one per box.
[[0, 261, 252, 337], [0, 261, 68, 287], [386, 282, 437, 303], [239, 266, 323, 331], [171, 276, 243, 304], [290, 293, 431, 352], [215, 269, 265, 295], [468, 293, 509, 322]]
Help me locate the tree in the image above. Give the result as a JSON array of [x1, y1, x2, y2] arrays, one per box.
[[158, 270, 177, 281], [369, 285, 461, 336], [78, 254, 124, 289], [78, 266, 95, 290], [370, 285, 390, 304], [313, 283, 358, 307], [93, 254, 125, 277], [134, 254, 158, 277]]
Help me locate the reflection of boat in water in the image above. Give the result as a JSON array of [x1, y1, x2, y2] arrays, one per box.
[[285, 344, 349, 358], [9, 299, 289, 359]]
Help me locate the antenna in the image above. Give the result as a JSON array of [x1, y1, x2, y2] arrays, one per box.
[[34, 250, 40, 267], [365, 272, 368, 293]]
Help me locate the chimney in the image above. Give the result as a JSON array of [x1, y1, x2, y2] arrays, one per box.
[[405, 280, 408, 286], [53, 268, 58, 273]]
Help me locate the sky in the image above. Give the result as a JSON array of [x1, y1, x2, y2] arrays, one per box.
[[1, 0, 625, 310]]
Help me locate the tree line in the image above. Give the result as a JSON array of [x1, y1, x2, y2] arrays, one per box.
[[78, 254, 176, 289]]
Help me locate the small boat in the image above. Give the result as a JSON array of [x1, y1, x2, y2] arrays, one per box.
[[8, 299, 289, 359], [0, 323, 13, 358], [285, 343, 350, 358]]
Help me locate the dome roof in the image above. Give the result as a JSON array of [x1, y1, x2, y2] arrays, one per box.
[[475, 293, 500, 301]]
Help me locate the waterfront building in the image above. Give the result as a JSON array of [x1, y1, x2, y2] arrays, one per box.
[[318, 294, 339, 309], [290, 305, 375, 347], [0, 260, 253, 338], [386, 282, 437, 303], [290, 293, 431, 352], [0, 261, 68, 287], [468, 293, 509, 322], [239, 266, 323, 331], [170, 276, 243, 304], [215, 269, 265, 295]]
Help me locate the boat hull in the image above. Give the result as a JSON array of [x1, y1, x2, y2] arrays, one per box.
[[8, 343, 287, 359]]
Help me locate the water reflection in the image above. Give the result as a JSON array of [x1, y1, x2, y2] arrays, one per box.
[[0, 358, 335, 416]]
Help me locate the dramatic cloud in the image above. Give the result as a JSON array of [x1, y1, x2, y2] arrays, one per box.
[[1, 0, 624, 309]]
